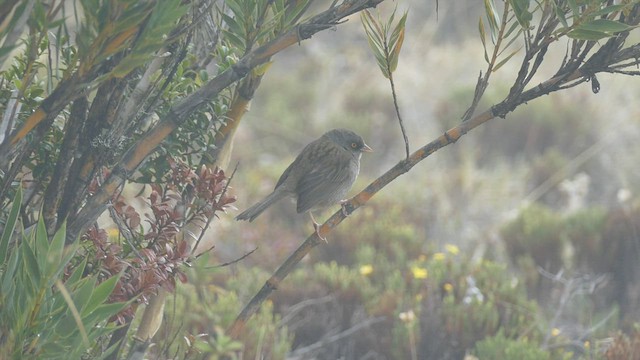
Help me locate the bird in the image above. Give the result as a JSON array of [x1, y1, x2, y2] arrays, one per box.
[[235, 128, 372, 234]]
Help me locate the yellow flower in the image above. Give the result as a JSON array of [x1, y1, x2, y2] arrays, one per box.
[[359, 264, 374, 276], [433, 252, 446, 261], [445, 244, 460, 255], [107, 227, 120, 238], [411, 266, 428, 279], [551, 328, 561, 337], [443, 283, 454, 293], [584, 341, 590, 349]]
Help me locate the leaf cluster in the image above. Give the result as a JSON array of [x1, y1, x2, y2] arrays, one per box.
[[82, 160, 235, 323], [0, 189, 125, 359], [478, 0, 637, 74], [361, 8, 408, 79], [221, 0, 311, 53]]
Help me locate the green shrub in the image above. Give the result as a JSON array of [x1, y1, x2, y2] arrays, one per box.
[[473, 331, 551, 360], [0, 189, 125, 359], [153, 259, 293, 359]]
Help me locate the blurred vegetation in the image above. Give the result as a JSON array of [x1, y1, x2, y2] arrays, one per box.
[[2, 0, 640, 359]]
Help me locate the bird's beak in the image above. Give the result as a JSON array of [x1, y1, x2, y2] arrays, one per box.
[[362, 143, 373, 153]]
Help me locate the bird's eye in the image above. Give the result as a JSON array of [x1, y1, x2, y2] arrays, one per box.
[[351, 142, 358, 149]]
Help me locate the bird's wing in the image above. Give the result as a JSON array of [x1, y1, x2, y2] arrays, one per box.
[[296, 146, 354, 213]]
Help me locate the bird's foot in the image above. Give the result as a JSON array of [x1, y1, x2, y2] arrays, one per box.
[[310, 213, 328, 243]]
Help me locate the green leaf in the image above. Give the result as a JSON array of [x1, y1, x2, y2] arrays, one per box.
[[65, 258, 87, 285], [112, 3, 154, 33], [0, 45, 17, 62], [222, 29, 246, 50], [73, 277, 97, 313], [84, 302, 128, 326], [82, 275, 120, 317], [567, 28, 609, 41], [1, 247, 20, 299], [0, 187, 22, 264], [221, 12, 246, 38], [225, 0, 246, 20], [361, 11, 384, 51], [567, 0, 579, 19], [34, 215, 49, 269], [591, 4, 627, 17], [45, 222, 68, 277], [576, 19, 633, 34], [493, 47, 521, 72], [555, 3, 568, 28], [483, 0, 500, 44], [22, 239, 41, 288], [479, 18, 490, 64], [504, 16, 522, 39], [389, 11, 408, 52], [510, 0, 531, 28], [500, 27, 524, 56], [388, 12, 407, 74]]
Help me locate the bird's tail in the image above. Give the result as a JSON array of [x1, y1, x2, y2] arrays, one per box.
[[235, 190, 284, 222]]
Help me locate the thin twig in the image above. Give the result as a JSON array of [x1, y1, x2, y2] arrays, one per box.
[[388, 72, 409, 158], [462, 1, 511, 121], [279, 294, 335, 326], [287, 316, 386, 359], [205, 247, 258, 269], [382, 30, 410, 158]]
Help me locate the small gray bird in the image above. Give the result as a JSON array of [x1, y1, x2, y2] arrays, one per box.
[[235, 128, 372, 227]]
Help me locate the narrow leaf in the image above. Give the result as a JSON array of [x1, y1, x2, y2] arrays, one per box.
[[479, 18, 490, 64], [484, 0, 500, 44], [22, 240, 41, 287], [554, 3, 568, 28], [65, 258, 87, 285], [510, 0, 531, 28], [567, 28, 609, 41], [0, 187, 22, 264], [493, 47, 521, 72], [567, 0, 579, 18], [591, 4, 627, 17], [34, 214, 49, 268], [389, 11, 408, 49], [45, 222, 69, 278], [82, 275, 120, 316], [576, 19, 633, 34], [361, 11, 384, 51], [55, 280, 90, 347], [73, 277, 97, 312], [389, 26, 405, 73]]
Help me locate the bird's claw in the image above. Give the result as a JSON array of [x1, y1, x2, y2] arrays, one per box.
[[310, 213, 328, 243], [313, 221, 328, 243]]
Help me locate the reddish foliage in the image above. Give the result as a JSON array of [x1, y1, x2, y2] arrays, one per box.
[[80, 160, 235, 324]]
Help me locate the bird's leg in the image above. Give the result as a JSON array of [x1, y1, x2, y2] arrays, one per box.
[[309, 212, 327, 243]]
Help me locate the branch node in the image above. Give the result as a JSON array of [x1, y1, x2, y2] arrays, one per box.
[[266, 278, 279, 290]]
